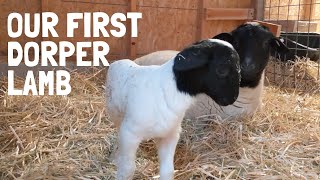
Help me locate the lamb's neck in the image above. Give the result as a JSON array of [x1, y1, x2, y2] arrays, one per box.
[[156, 58, 195, 115], [238, 71, 265, 102]]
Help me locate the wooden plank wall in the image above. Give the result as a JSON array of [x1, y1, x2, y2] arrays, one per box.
[[0, 0, 253, 61], [264, 0, 320, 32], [264, 0, 317, 21], [0, 0, 41, 56]]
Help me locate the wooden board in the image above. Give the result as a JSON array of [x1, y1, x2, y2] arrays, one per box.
[[302, 0, 316, 20], [266, 20, 297, 33], [206, 8, 254, 20], [0, 0, 42, 56], [252, 0, 264, 20], [253, 20, 282, 37], [1, 0, 258, 61], [128, 0, 137, 59], [41, 0, 129, 60], [266, 20, 318, 32], [297, 21, 318, 32], [138, 0, 198, 9], [196, 0, 205, 40], [202, 0, 252, 39], [137, 6, 197, 54]]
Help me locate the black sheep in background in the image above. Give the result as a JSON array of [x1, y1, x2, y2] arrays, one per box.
[[272, 32, 320, 62]]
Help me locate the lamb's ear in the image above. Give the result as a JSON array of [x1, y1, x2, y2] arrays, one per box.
[[212, 33, 233, 44], [173, 46, 209, 71], [270, 37, 289, 54]]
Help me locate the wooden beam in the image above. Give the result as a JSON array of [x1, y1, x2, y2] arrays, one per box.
[[205, 8, 254, 20], [266, 20, 297, 32], [252, 20, 282, 37], [128, 0, 137, 60], [303, 0, 316, 20], [196, 0, 205, 41], [251, 0, 264, 20]]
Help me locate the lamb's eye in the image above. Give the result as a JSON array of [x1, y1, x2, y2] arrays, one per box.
[[216, 66, 230, 77]]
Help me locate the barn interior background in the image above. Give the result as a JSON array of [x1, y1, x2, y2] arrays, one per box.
[[0, 0, 255, 61], [0, 0, 319, 179], [264, 0, 320, 91], [0, 0, 319, 90]]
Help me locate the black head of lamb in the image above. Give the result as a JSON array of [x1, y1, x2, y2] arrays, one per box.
[[173, 39, 241, 106], [213, 22, 289, 88]]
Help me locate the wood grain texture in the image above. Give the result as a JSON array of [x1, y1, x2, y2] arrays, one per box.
[[0, 0, 42, 55], [137, 6, 197, 54], [138, 0, 198, 9], [41, 0, 128, 60], [1, 0, 258, 61], [202, 0, 252, 39], [196, 0, 205, 41], [253, 20, 282, 37], [205, 8, 254, 20], [252, 0, 265, 20], [128, 0, 137, 59], [266, 20, 297, 32]]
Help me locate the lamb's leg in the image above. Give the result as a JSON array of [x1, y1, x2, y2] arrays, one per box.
[[156, 131, 180, 180], [116, 123, 141, 180], [108, 112, 122, 163]]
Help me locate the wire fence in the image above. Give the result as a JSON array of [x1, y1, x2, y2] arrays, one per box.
[[264, 0, 320, 92]]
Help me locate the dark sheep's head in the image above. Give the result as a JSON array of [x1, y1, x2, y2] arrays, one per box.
[[213, 22, 289, 88], [173, 39, 241, 106]]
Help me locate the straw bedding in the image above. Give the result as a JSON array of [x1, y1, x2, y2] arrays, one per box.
[[0, 60, 319, 179]]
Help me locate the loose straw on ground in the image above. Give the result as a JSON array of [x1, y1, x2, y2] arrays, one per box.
[[0, 61, 319, 179]]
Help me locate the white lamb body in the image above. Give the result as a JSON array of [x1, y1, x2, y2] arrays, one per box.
[[106, 59, 194, 179], [107, 59, 193, 138], [135, 50, 177, 66], [107, 39, 242, 179], [135, 50, 263, 119]]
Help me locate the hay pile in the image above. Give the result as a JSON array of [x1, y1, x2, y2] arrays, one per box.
[[1, 62, 320, 179], [266, 58, 320, 93]]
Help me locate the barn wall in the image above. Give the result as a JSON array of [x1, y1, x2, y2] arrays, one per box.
[[42, 0, 129, 59], [264, 0, 320, 32], [202, 0, 252, 39], [0, 0, 42, 56], [265, 0, 305, 20], [312, 1, 320, 32], [0, 0, 253, 61]]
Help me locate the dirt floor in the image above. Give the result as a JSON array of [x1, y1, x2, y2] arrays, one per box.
[[0, 60, 320, 179]]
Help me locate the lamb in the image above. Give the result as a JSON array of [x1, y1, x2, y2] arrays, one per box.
[[135, 22, 289, 119], [106, 39, 241, 180]]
